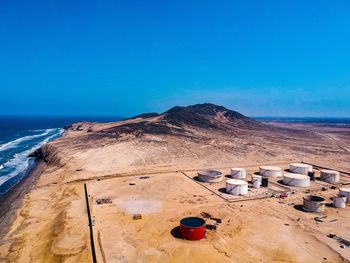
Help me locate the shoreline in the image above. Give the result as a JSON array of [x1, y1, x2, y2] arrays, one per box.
[[0, 159, 46, 239]]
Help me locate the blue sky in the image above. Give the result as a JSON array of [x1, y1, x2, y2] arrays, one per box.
[[0, 0, 349, 117]]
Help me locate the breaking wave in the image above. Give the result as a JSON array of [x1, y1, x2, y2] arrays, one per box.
[[0, 129, 63, 188], [0, 128, 56, 152]]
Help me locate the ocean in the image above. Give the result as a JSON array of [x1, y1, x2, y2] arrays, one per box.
[[254, 117, 350, 126], [0, 116, 121, 196]]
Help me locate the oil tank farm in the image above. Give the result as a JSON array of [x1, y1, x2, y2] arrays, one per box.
[[252, 175, 262, 188], [320, 169, 340, 183], [197, 170, 223, 183], [303, 195, 326, 212], [226, 179, 248, 196], [283, 173, 310, 187], [289, 163, 313, 175], [339, 188, 350, 203], [259, 166, 282, 177], [333, 195, 346, 208], [230, 168, 246, 179]]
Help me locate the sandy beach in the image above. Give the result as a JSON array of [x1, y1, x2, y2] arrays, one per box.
[[0, 161, 46, 238], [0, 104, 349, 262]]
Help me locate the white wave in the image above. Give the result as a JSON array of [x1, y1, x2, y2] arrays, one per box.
[[29, 128, 59, 132], [0, 165, 3, 170], [0, 129, 63, 187], [0, 128, 56, 152]]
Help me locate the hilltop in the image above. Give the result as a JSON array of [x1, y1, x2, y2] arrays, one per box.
[[63, 103, 265, 139]]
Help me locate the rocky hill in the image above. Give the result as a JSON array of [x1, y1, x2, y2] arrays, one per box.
[[160, 103, 262, 129], [89, 103, 266, 139], [31, 103, 341, 173], [32, 103, 268, 165]]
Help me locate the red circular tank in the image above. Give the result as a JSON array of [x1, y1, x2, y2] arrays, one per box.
[[179, 217, 206, 240]]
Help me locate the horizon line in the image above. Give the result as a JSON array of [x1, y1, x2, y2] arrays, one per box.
[[0, 114, 349, 119]]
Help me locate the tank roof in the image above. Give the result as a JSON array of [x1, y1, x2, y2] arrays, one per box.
[[226, 179, 248, 185], [260, 166, 281, 170], [180, 217, 205, 228], [198, 170, 222, 178]]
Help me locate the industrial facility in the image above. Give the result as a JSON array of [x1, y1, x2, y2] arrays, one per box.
[[187, 162, 350, 214], [85, 159, 350, 263]]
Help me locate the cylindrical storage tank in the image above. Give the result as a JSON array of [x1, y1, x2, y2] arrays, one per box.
[[230, 168, 246, 179], [261, 177, 269, 187], [320, 170, 340, 183], [303, 195, 326, 212], [308, 171, 315, 181], [339, 188, 350, 203], [283, 173, 310, 187], [252, 175, 262, 189], [289, 163, 313, 175], [333, 195, 346, 209], [179, 217, 206, 241], [259, 166, 282, 177], [226, 179, 248, 196], [197, 170, 222, 183]]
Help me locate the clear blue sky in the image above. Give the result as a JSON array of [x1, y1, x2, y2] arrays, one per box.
[[1, 0, 349, 117]]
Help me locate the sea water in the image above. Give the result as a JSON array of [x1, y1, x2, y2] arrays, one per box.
[[0, 116, 120, 196], [254, 117, 350, 126]]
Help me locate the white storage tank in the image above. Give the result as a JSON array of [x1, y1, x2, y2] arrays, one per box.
[[252, 175, 262, 189], [320, 169, 340, 183], [226, 179, 248, 196], [283, 173, 310, 187], [333, 195, 346, 209], [259, 166, 282, 177], [289, 163, 313, 175], [231, 168, 246, 179], [339, 188, 350, 203], [197, 170, 222, 183]]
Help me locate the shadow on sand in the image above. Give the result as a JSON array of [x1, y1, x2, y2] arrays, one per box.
[[170, 226, 183, 239], [293, 204, 305, 212], [277, 179, 286, 185], [218, 187, 227, 194]]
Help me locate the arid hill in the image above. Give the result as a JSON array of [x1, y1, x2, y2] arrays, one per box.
[[32, 103, 348, 175], [62, 103, 265, 139]]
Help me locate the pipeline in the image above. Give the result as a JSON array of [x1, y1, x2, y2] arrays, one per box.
[[301, 161, 350, 176]]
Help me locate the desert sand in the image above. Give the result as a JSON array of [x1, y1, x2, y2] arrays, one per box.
[[0, 103, 349, 263]]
